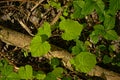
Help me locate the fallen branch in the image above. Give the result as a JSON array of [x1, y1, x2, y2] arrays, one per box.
[[0, 25, 120, 80]]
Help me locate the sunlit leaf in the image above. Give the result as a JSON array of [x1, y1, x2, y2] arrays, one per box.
[[35, 71, 46, 80], [59, 19, 83, 40], [49, 0, 61, 9], [30, 22, 51, 57], [38, 22, 51, 38], [18, 65, 33, 79], [30, 35, 50, 57], [52, 67, 63, 77], [71, 52, 96, 73]]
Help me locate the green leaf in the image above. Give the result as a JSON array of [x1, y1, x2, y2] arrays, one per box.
[[109, 0, 120, 15], [30, 22, 51, 57], [94, 24, 104, 30], [38, 22, 51, 38], [52, 67, 63, 77], [45, 67, 63, 80], [109, 45, 116, 51], [6, 72, 20, 80], [95, 0, 105, 14], [0, 64, 20, 80], [72, 40, 86, 55], [36, 74, 46, 80], [73, 0, 85, 8], [90, 25, 106, 44], [18, 65, 33, 79], [116, 62, 120, 67], [81, 0, 95, 16], [73, 0, 85, 18], [0, 60, 20, 80], [49, 1, 61, 9], [72, 46, 82, 55], [44, 73, 56, 80], [90, 30, 100, 44], [51, 58, 60, 68], [104, 30, 119, 40], [63, 8, 69, 17], [90, 34, 99, 44], [35, 71, 46, 80], [103, 55, 112, 64], [59, 19, 83, 40], [71, 52, 96, 73], [30, 35, 50, 57], [1, 65, 13, 76], [104, 14, 115, 30], [98, 45, 106, 51], [62, 77, 72, 80]]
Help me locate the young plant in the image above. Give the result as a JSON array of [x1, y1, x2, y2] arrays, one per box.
[[30, 22, 51, 57], [0, 59, 20, 80]]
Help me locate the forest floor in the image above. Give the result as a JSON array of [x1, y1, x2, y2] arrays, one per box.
[[0, 0, 120, 80]]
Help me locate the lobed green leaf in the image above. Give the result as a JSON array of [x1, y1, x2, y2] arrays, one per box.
[[30, 22, 51, 57], [30, 35, 50, 57], [38, 22, 51, 38], [72, 40, 86, 55], [59, 19, 83, 40], [18, 65, 33, 79], [71, 52, 96, 73]]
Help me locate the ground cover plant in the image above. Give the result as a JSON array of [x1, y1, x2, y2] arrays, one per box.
[[0, 0, 120, 80]]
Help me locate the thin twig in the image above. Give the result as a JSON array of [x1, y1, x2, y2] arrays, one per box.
[[27, 0, 44, 21], [17, 19, 34, 36], [0, 0, 36, 3], [50, 10, 62, 25], [30, 0, 44, 12]]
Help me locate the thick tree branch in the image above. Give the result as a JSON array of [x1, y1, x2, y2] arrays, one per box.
[[0, 25, 31, 50], [0, 25, 120, 80]]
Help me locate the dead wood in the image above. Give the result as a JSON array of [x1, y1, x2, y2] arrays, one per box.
[[0, 25, 31, 51], [0, 25, 120, 80]]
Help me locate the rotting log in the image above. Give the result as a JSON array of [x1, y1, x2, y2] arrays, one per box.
[[0, 25, 120, 80]]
